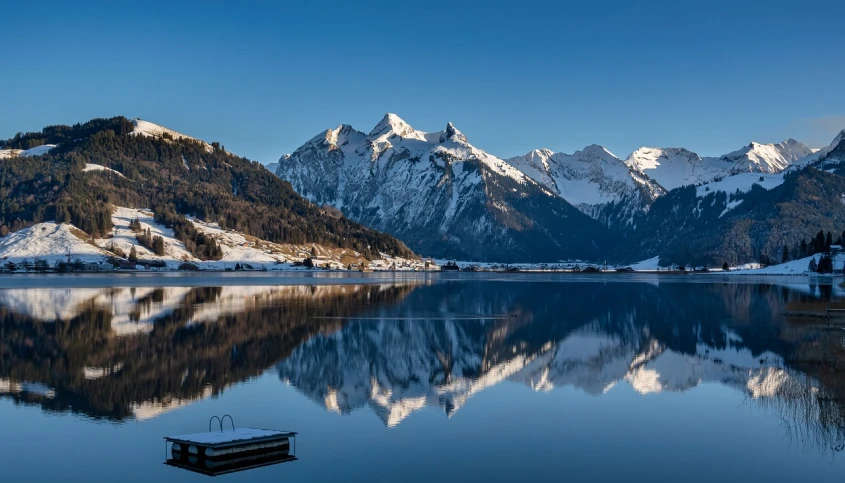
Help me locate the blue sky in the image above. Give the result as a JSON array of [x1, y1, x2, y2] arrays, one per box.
[[2, 0, 844, 163]]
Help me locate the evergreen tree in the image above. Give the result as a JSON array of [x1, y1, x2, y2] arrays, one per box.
[[781, 245, 790, 264], [722, 261, 729, 271], [809, 258, 818, 272], [818, 255, 834, 274], [152, 235, 165, 256], [800, 239, 808, 257], [826, 232, 833, 251], [128, 246, 137, 262], [814, 231, 825, 254]]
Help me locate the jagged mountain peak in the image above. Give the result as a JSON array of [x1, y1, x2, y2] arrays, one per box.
[[440, 121, 467, 144], [719, 138, 813, 174], [369, 113, 418, 139], [504, 144, 662, 226], [274, 116, 610, 262]]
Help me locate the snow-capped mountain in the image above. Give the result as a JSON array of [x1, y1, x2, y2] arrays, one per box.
[[274, 113, 610, 262], [624, 147, 729, 191], [624, 139, 814, 192], [506, 145, 664, 227], [719, 138, 814, 174]]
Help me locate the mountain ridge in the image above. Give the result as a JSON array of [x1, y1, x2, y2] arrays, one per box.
[[274, 113, 611, 262], [0, 116, 416, 265]]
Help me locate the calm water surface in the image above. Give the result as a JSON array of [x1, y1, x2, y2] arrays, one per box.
[[2, 273, 845, 482]]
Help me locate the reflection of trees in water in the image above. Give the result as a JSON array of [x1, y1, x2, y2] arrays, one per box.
[[761, 317, 845, 455], [0, 284, 417, 420], [748, 374, 845, 456], [3, 279, 845, 454]]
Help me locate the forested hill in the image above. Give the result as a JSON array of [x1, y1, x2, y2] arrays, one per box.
[[0, 117, 414, 260]]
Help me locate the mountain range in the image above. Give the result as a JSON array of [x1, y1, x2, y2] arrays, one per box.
[[2, 114, 844, 267], [275, 113, 845, 265]]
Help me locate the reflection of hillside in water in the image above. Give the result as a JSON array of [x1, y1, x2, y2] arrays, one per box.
[[276, 281, 845, 452], [0, 283, 419, 420]]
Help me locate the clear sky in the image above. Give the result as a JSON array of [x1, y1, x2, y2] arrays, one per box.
[[2, 0, 844, 164]]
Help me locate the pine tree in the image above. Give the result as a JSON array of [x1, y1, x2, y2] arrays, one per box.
[[814, 231, 825, 254], [129, 246, 137, 262], [800, 239, 808, 258], [782, 245, 790, 264], [809, 258, 818, 272], [826, 232, 833, 252], [152, 235, 165, 256], [722, 261, 729, 271]]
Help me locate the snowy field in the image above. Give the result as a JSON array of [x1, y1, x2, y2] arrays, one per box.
[[0, 206, 437, 272]]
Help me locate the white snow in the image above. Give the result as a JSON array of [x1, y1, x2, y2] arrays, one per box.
[[0, 223, 112, 263], [723, 253, 845, 275], [0, 206, 430, 272], [629, 256, 660, 271], [83, 163, 125, 177], [625, 147, 730, 191], [696, 172, 785, 198], [130, 119, 214, 153], [507, 145, 663, 218], [100, 207, 196, 267], [0, 144, 56, 159]]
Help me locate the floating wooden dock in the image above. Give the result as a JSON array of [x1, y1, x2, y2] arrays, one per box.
[[164, 416, 297, 476]]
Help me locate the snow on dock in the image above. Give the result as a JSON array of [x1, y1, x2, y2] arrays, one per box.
[[164, 420, 298, 476]]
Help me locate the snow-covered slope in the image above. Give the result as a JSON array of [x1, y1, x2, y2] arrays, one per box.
[[624, 147, 729, 191], [625, 139, 813, 193], [506, 145, 664, 226], [0, 223, 113, 263], [274, 113, 609, 262], [83, 163, 125, 177], [0, 144, 57, 159], [791, 129, 845, 169], [719, 139, 813, 174], [129, 119, 213, 153], [0, 207, 434, 271], [692, 133, 845, 200]]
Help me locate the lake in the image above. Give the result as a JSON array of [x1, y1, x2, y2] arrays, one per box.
[[1, 273, 844, 482]]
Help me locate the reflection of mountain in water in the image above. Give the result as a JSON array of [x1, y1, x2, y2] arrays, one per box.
[[0, 283, 418, 420], [3, 279, 844, 453], [276, 281, 845, 443]]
